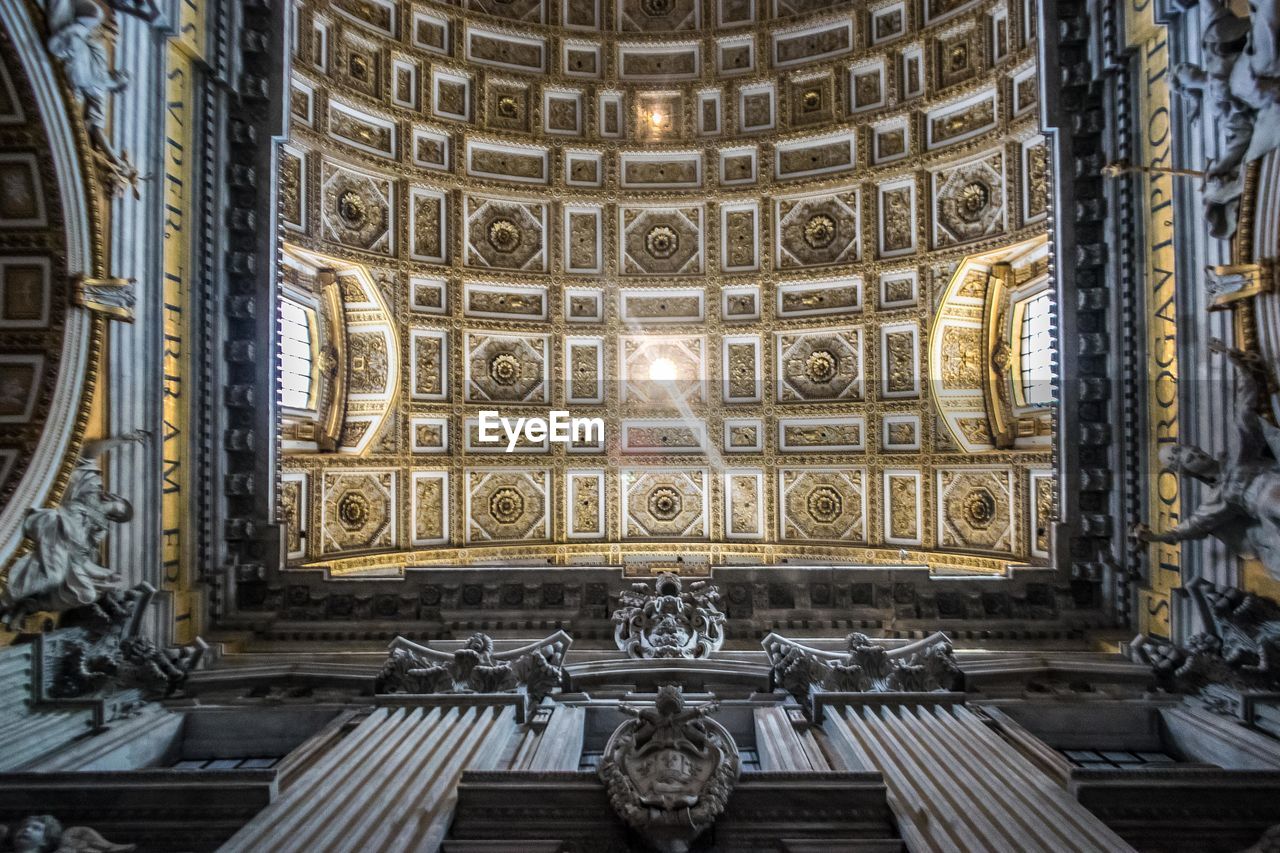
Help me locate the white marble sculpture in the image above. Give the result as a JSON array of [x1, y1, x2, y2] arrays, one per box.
[[1133, 341, 1280, 579], [1173, 0, 1280, 238], [43, 0, 137, 195], [1, 432, 146, 630]]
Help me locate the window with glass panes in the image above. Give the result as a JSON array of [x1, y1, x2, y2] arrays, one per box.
[[1018, 291, 1053, 407], [280, 298, 316, 411]]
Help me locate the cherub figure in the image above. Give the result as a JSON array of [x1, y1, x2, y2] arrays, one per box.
[[1, 431, 147, 630], [1132, 340, 1280, 579], [0, 815, 134, 853]]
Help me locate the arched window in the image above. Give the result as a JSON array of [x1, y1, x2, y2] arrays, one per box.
[[279, 297, 317, 411], [1015, 291, 1054, 407]]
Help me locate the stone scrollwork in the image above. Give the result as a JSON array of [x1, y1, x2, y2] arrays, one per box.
[[0, 816, 134, 853], [1129, 577, 1280, 698], [1, 432, 147, 631], [612, 573, 725, 660], [375, 630, 571, 701], [1172, 0, 1280, 239], [599, 685, 739, 853], [1131, 340, 1280, 580], [763, 631, 964, 702]]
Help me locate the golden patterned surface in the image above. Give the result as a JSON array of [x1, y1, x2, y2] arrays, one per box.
[[278, 0, 1053, 575]]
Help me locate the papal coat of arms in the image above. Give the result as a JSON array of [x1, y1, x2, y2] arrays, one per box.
[[612, 573, 725, 659], [598, 685, 740, 853]]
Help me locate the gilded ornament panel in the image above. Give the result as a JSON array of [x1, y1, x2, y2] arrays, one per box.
[[321, 470, 397, 554], [320, 160, 392, 254], [780, 468, 866, 543], [465, 331, 549, 404], [622, 468, 708, 539], [933, 151, 1007, 247], [464, 196, 547, 272], [778, 416, 865, 452], [620, 205, 704, 276], [937, 468, 1015, 554], [411, 470, 450, 546], [466, 468, 550, 543], [566, 469, 605, 539], [776, 327, 863, 402], [725, 469, 765, 540], [776, 190, 860, 268]]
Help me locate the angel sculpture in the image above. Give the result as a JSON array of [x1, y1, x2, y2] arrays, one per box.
[[1, 431, 147, 630], [43, 0, 139, 196], [1132, 340, 1280, 579], [0, 815, 134, 853]]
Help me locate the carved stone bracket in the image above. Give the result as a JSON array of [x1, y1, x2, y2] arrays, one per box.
[[612, 573, 725, 660], [599, 685, 739, 853], [1129, 577, 1280, 711], [33, 583, 207, 723], [762, 631, 964, 712], [375, 630, 571, 703]]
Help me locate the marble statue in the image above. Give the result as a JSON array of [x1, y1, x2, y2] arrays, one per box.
[[1, 432, 147, 631], [43, 0, 138, 196], [376, 630, 571, 701], [1172, 0, 1280, 238], [599, 685, 739, 853], [1132, 340, 1280, 580], [763, 630, 963, 704], [612, 573, 725, 660], [0, 816, 134, 853]]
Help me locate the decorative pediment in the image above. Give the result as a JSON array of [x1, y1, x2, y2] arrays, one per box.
[[762, 631, 963, 705], [375, 630, 571, 702]]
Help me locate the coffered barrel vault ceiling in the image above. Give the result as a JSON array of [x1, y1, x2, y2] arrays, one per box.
[[276, 0, 1054, 578]]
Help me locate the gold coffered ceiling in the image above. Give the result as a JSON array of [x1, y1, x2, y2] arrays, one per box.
[[276, 0, 1055, 578]]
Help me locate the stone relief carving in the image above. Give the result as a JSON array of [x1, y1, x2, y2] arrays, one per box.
[[599, 685, 739, 853], [1130, 578, 1280, 704], [44, 0, 144, 195], [613, 573, 725, 660], [0, 816, 134, 853], [1132, 340, 1280, 580], [1172, 0, 1280, 238], [1, 432, 146, 630], [763, 631, 963, 703], [43, 582, 205, 700], [375, 630, 571, 701]]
